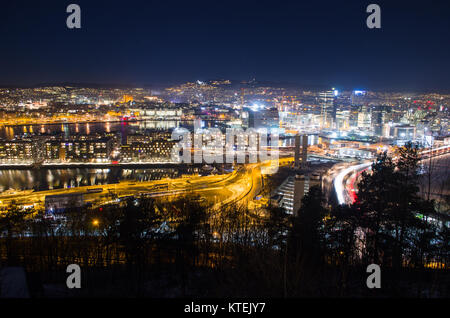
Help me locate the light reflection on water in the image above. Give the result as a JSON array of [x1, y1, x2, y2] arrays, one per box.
[[0, 120, 197, 192], [0, 167, 183, 192], [0, 119, 214, 193], [0, 120, 186, 141]]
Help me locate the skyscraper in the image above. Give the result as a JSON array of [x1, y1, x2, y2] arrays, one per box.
[[318, 90, 335, 129], [357, 105, 372, 129]]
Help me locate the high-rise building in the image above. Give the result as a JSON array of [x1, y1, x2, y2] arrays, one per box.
[[335, 110, 351, 132], [247, 107, 279, 130], [271, 172, 321, 216], [357, 106, 372, 129], [318, 90, 335, 129], [294, 134, 300, 168], [294, 134, 308, 169], [301, 134, 308, 169]]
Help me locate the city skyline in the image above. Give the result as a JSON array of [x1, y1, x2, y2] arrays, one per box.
[[0, 0, 448, 300]]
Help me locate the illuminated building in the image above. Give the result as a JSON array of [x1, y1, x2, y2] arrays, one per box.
[[126, 131, 173, 144], [394, 125, 416, 141], [120, 140, 177, 162], [318, 90, 335, 129], [121, 132, 177, 162], [273, 176, 295, 214], [337, 147, 374, 159], [357, 106, 372, 129], [122, 95, 134, 103], [294, 134, 308, 169], [130, 107, 183, 119], [273, 172, 321, 215], [43, 136, 114, 163], [0, 140, 34, 163], [335, 110, 351, 132], [247, 107, 279, 130]]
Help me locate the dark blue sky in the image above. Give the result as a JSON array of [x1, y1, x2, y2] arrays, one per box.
[[1, 0, 449, 91]]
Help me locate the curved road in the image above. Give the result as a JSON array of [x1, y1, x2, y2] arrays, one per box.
[[333, 148, 450, 206]]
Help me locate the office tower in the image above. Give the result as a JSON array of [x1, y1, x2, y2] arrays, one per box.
[[357, 105, 372, 129], [335, 110, 351, 133], [319, 90, 335, 129]]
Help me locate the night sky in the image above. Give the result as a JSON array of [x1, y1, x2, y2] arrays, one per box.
[[1, 0, 449, 91]]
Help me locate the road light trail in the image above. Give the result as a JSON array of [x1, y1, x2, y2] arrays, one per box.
[[334, 162, 372, 205], [334, 146, 450, 206], [0, 155, 295, 212]]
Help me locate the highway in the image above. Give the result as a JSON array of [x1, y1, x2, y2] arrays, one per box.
[[418, 152, 450, 202], [0, 161, 270, 212], [333, 162, 372, 205], [0, 146, 348, 213], [332, 145, 450, 206]]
